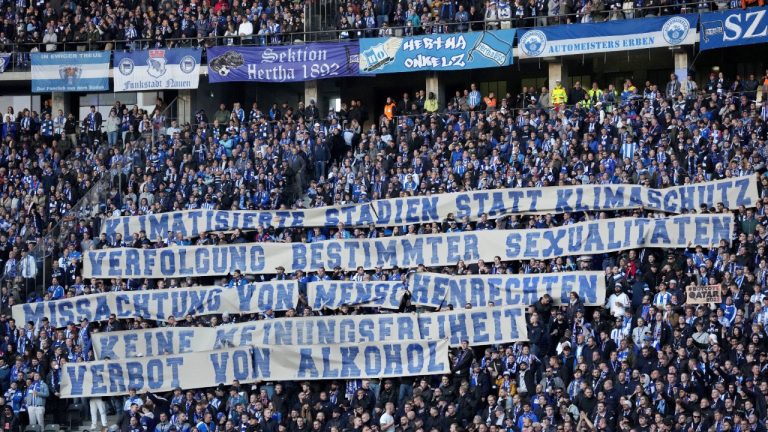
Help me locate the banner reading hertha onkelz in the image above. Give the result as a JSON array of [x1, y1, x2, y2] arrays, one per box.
[[359, 30, 514, 74], [113, 48, 201, 92]]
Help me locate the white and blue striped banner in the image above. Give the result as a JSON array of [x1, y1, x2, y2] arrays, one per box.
[[32, 52, 111, 93]]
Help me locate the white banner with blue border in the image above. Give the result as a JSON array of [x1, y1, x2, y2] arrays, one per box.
[[517, 15, 698, 59], [113, 48, 201, 92]]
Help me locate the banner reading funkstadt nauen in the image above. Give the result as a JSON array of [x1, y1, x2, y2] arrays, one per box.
[[92, 306, 527, 359], [100, 177, 757, 239], [307, 280, 406, 310], [13, 281, 298, 328], [85, 215, 733, 279], [408, 271, 607, 308], [63, 339, 450, 397]]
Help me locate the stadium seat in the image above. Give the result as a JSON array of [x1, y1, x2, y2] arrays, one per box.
[[67, 405, 83, 430]]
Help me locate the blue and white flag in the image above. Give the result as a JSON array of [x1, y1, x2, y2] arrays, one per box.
[[113, 48, 201, 92], [359, 30, 514, 74], [517, 15, 697, 58], [700, 7, 768, 50], [31, 52, 110, 93], [0, 53, 10, 73]]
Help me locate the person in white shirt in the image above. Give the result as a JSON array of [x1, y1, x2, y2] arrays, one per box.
[[606, 284, 630, 318], [238, 16, 254, 44], [379, 402, 395, 432]]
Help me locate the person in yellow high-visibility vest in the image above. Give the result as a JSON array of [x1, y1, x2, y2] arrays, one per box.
[[585, 82, 604, 109], [552, 81, 567, 112]]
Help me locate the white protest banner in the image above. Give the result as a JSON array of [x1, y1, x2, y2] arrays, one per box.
[[63, 340, 449, 397], [14, 281, 298, 328], [92, 306, 527, 359], [61, 346, 252, 398], [100, 176, 757, 238], [268, 339, 449, 381], [307, 280, 405, 310], [408, 271, 606, 307], [685, 284, 722, 304], [85, 215, 733, 279]]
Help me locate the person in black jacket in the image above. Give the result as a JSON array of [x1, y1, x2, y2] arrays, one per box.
[[451, 340, 474, 384], [0, 405, 18, 432], [84, 105, 103, 146]]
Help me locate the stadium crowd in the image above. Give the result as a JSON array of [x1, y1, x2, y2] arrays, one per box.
[[0, 0, 750, 58], [0, 65, 767, 432]]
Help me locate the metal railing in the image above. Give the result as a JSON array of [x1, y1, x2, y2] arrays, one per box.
[[0, 1, 740, 72]]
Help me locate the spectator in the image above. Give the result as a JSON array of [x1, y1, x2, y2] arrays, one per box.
[[25, 371, 48, 427]]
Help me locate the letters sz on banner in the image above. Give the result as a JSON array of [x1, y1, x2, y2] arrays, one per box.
[[517, 14, 697, 59], [84, 215, 733, 279], [113, 48, 201, 92], [13, 281, 298, 328], [100, 177, 757, 240], [408, 271, 607, 308], [92, 306, 527, 359], [63, 340, 450, 397], [31, 52, 110, 93], [207, 43, 359, 83], [700, 6, 768, 50], [358, 30, 514, 74], [307, 281, 405, 310]]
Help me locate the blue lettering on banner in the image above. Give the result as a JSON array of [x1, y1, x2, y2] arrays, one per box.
[[408, 272, 605, 308], [92, 307, 525, 361], [101, 178, 756, 240], [13, 282, 298, 328], [308, 281, 405, 309], [63, 356, 184, 397], [85, 215, 733, 279]]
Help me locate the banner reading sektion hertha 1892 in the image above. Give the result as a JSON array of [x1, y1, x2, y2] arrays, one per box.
[[207, 43, 359, 83]]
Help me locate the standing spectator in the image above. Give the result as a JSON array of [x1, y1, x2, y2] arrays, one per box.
[[666, 73, 681, 99], [467, 83, 482, 111], [106, 108, 120, 147], [25, 372, 49, 427], [19, 249, 37, 298], [85, 105, 102, 146]]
